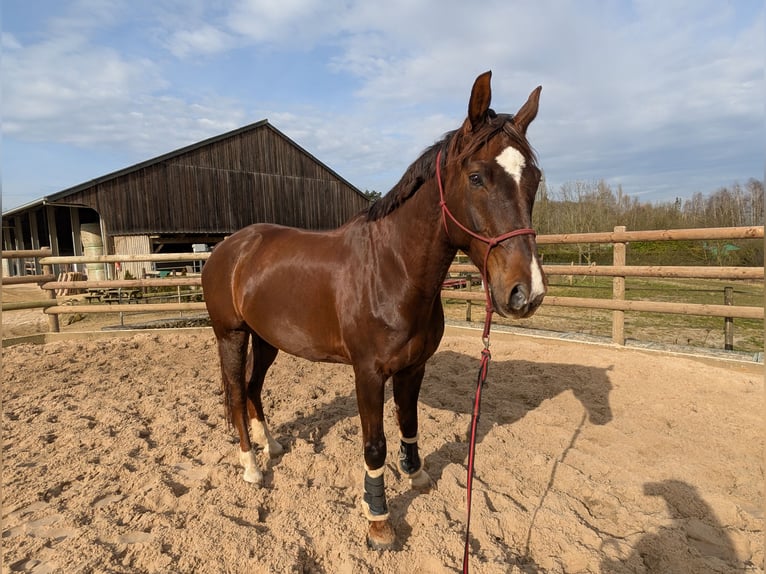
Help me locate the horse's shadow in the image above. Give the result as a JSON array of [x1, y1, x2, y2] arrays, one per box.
[[271, 349, 613, 448], [413, 350, 613, 478], [269, 349, 614, 560], [393, 350, 613, 561]]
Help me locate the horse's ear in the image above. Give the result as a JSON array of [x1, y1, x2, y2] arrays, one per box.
[[467, 71, 492, 131], [513, 86, 542, 134]]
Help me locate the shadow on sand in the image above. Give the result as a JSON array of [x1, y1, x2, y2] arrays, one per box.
[[601, 479, 745, 573], [269, 348, 615, 570]]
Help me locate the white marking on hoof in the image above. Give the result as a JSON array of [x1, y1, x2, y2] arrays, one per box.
[[251, 419, 284, 457], [239, 449, 263, 485], [496, 146, 526, 185], [407, 468, 432, 490]]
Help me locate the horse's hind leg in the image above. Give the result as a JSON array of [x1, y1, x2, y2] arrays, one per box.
[[216, 329, 262, 485], [393, 364, 432, 489], [245, 336, 283, 457]]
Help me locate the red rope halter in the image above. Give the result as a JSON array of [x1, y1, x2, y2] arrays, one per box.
[[435, 150, 536, 573]]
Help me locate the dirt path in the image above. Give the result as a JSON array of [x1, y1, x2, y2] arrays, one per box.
[[2, 328, 763, 573]]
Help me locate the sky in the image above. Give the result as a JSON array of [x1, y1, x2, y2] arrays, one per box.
[[2, 0, 763, 212]]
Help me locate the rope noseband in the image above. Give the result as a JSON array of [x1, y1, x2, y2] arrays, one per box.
[[435, 149, 535, 573]]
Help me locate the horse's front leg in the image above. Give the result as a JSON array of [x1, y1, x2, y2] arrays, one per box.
[[393, 365, 432, 490], [354, 366, 396, 550]]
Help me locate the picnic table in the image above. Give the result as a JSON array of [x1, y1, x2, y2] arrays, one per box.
[[85, 288, 143, 304]]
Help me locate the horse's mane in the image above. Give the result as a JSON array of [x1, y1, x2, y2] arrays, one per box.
[[366, 112, 536, 222]]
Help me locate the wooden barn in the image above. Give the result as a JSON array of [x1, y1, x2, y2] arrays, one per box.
[[2, 121, 370, 278]]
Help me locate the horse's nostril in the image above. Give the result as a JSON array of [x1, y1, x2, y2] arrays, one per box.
[[509, 284, 528, 311]]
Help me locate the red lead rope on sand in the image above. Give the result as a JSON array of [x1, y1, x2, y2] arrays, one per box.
[[460, 288, 495, 574], [435, 151, 536, 574]]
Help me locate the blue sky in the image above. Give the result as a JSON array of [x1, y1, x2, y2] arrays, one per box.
[[2, 0, 763, 212]]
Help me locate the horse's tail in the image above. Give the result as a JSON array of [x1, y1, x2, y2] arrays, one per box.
[[221, 365, 234, 429], [219, 332, 253, 431]]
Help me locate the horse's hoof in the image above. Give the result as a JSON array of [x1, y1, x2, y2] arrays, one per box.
[[239, 449, 263, 484], [266, 440, 284, 457], [408, 468, 432, 491], [242, 467, 263, 485], [367, 520, 396, 550]]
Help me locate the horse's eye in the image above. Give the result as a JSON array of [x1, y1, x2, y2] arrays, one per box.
[[468, 173, 483, 187]]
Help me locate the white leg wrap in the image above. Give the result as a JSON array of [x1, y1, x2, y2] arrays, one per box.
[[365, 465, 385, 478], [399, 433, 419, 445], [239, 449, 263, 485], [362, 500, 390, 522], [251, 419, 283, 457]]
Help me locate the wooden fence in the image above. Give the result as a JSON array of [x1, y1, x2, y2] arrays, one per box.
[[447, 226, 763, 347], [2, 225, 763, 349]]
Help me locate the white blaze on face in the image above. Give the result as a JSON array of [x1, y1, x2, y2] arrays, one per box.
[[496, 145, 545, 301], [530, 255, 546, 300], [496, 146, 526, 185]]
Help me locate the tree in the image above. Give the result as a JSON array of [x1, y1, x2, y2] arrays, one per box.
[[531, 177, 763, 266]]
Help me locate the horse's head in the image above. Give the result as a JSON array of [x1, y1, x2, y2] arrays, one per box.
[[440, 71, 546, 319]]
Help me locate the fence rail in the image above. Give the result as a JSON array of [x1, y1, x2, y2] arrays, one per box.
[[442, 290, 763, 319], [450, 264, 763, 280], [444, 225, 763, 346], [3, 225, 763, 350], [536, 225, 763, 244]]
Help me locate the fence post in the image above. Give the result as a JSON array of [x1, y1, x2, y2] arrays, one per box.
[[612, 226, 626, 345], [724, 286, 734, 350], [464, 276, 473, 322], [40, 248, 60, 333]]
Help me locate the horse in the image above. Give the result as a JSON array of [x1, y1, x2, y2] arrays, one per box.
[[202, 70, 547, 549]]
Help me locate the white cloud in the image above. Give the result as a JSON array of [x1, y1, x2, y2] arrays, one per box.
[[2, 0, 762, 208], [216, 0, 352, 49], [2, 29, 247, 160], [166, 25, 234, 58], [4, 33, 163, 133], [2, 32, 22, 50]]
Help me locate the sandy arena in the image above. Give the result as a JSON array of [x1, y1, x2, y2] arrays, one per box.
[[2, 327, 763, 573]]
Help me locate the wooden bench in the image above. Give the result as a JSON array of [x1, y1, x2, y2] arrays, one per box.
[[100, 288, 142, 303], [84, 289, 105, 303], [86, 288, 143, 304]]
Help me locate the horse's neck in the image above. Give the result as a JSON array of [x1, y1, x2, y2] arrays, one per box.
[[373, 179, 457, 295]]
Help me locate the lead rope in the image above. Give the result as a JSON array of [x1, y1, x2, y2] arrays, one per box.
[[435, 151, 535, 574]]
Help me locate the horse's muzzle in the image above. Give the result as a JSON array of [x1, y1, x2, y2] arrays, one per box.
[[509, 284, 529, 311], [501, 282, 545, 318]]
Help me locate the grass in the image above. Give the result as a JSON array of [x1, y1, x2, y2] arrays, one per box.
[[443, 276, 764, 354]]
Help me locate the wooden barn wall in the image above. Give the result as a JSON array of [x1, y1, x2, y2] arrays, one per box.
[[59, 126, 369, 236]]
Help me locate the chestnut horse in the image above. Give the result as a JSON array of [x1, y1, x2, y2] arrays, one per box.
[[202, 71, 546, 549]]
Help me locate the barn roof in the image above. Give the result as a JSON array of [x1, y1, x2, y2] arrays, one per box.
[[3, 120, 366, 217]]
